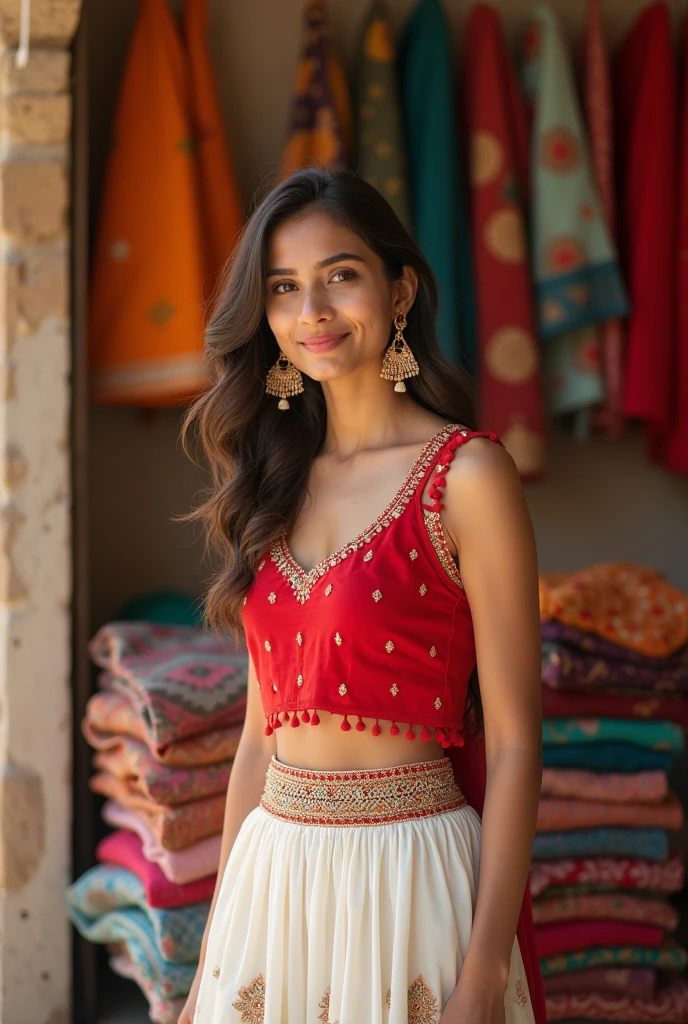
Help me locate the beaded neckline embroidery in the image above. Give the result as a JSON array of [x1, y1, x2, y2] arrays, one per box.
[[270, 423, 465, 603]]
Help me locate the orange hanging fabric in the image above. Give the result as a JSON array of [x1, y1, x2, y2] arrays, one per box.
[[182, 0, 244, 294], [280, 0, 353, 179], [89, 0, 208, 406]]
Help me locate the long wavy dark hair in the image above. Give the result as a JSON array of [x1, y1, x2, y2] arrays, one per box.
[[180, 168, 483, 727]]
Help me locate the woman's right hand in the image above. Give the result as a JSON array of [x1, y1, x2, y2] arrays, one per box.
[[178, 966, 203, 1024]]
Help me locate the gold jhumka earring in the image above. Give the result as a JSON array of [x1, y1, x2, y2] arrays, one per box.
[[265, 351, 304, 410], [380, 311, 420, 392]]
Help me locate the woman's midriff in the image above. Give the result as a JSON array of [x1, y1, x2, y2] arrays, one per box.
[[275, 710, 447, 770]]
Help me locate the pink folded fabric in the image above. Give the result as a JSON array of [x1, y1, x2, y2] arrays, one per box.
[[90, 736, 231, 806], [109, 945, 187, 1024], [84, 689, 242, 766], [535, 920, 664, 959], [530, 856, 685, 898], [546, 980, 688, 1022], [537, 793, 683, 832], [96, 830, 216, 909], [90, 771, 225, 851], [543, 967, 656, 1000], [532, 892, 679, 930], [102, 799, 221, 884], [541, 768, 669, 804]]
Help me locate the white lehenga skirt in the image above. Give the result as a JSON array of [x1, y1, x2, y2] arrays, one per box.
[[193, 755, 536, 1024]]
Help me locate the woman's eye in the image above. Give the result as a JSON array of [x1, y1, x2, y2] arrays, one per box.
[[273, 281, 297, 294], [330, 268, 357, 283]]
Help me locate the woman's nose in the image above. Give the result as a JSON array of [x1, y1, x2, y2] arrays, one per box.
[[298, 284, 334, 324]]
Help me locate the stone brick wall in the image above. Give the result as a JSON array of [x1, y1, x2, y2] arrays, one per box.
[[0, 2, 81, 1022]]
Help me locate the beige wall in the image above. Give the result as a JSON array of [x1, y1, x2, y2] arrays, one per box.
[[86, 0, 688, 633]]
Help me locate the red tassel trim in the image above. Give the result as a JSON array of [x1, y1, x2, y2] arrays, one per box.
[[421, 726, 431, 741], [290, 712, 300, 727], [273, 715, 282, 729], [264, 723, 273, 736], [310, 711, 320, 726], [390, 722, 400, 736], [372, 720, 381, 736], [301, 710, 310, 723], [283, 711, 290, 722], [434, 475, 446, 489], [405, 726, 415, 740], [340, 715, 351, 732], [355, 716, 365, 731]]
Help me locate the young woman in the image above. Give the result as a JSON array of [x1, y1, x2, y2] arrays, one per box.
[[178, 169, 544, 1024]]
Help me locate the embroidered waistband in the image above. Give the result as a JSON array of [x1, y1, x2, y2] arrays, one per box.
[[260, 755, 466, 827]]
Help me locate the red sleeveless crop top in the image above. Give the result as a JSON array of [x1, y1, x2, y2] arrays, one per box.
[[241, 424, 505, 748]]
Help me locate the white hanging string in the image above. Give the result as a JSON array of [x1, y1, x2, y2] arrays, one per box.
[[15, 0, 31, 68]]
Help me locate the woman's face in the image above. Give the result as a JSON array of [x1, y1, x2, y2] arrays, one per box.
[[264, 209, 416, 383]]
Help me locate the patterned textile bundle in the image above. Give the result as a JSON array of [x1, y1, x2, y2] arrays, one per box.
[[69, 619, 249, 1013], [533, 560, 688, 1019]]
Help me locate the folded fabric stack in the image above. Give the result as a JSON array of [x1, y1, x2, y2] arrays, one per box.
[[533, 564, 688, 1022], [67, 621, 248, 1023]]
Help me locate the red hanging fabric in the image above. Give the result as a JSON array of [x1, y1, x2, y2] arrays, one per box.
[[464, 4, 547, 481], [614, 3, 677, 456], [664, 14, 688, 473]]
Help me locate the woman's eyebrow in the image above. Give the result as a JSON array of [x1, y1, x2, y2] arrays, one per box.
[[266, 252, 366, 278]]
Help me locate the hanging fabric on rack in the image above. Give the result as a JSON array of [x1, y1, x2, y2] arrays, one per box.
[[182, 0, 244, 295], [398, 0, 475, 368], [464, 3, 546, 480], [354, 0, 411, 229], [583, 0, 626, 440], [663, 13, 688, 474], [614, 2, 677, 458], [89, 0, 209, 406], [279, 0, 352, 179], [519, 4, 628, 430]]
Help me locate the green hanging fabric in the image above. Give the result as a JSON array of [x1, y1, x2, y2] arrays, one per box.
[[398, 0, 476, 370], [355, 0, 411, 230]]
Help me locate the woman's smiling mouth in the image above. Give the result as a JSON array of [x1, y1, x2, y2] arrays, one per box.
[[299, 331, 350, 353]]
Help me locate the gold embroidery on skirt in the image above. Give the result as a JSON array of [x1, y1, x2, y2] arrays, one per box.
[[386, 975, 440, 1023], [515, 979, 529, 1007], [318, 987, 339, 1024], [232, 974, 266, 1022]]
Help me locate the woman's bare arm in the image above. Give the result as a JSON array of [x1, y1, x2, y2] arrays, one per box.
[[443, 439, 542, 988]]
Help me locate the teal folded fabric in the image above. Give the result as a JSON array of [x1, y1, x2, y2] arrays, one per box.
[[532, 827, 669, 863], [540, 943, 688, 977], [543, 718, 684, 752], [399, 0, 474, 367], [542, 743, 672, 773], [66, 865, 207, 972]]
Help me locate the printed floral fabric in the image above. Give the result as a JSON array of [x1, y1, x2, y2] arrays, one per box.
[[542, 717, 684, 752], [532, 892, 679, 930], [84, 688, 241, 766], [88, 621, 248, 747], [534, 920, 664, 960], [66, 863, 209, 964], [90, 735, 232, 806], [102, 799, 221, 887], [546, 980, 688, 1022], [542, 966, 656, 999], [529, 855, 685, 899], [540, 942, 688, 978], [96, 829, 216, 910], [541, 688, 688, 728], [89, 771, 225, 851], [536, 793, 683, 832], [542, 642, 688, 693], [109, 945, 186, 1024], [540, 564, 688, 658], [541, 768, 669, 804], [532, 827, 669, 863]]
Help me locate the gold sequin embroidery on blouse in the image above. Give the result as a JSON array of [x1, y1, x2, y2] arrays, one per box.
[[268, 425, 462, 602], [515, 980, 528, 1007], [422, 508, 464, 589], [372, 589, 382, 601], [386, 975, 440, 1024], [390, 682, 399, 696], [338, 682, 347, 695], [232, 974, 266, 1022], [385, 640, 395, 653]]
